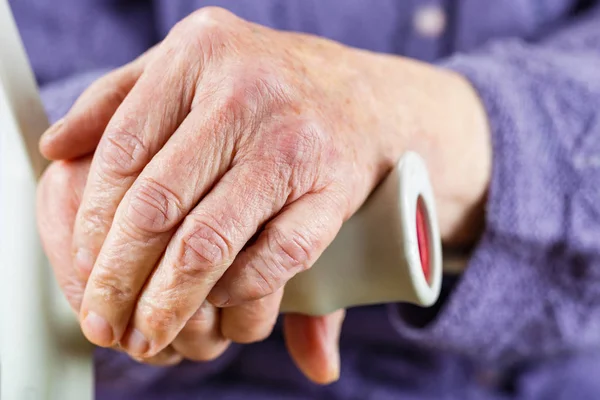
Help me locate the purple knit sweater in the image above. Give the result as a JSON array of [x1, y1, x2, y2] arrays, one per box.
[[10, 0, 600, 399]]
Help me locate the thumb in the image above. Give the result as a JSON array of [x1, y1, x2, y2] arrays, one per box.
[[39, 48, 155, 161], [283, 309, 346, 385]]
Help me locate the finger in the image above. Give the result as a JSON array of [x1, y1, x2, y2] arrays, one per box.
[[71, 36, 201, 283], [220, 289, 283, 344], [170, 302, 230, 362], [34, 159, 185, 366], [125, 160, 293, 357], [78, 99, 238, 351], [39, 52, 150, 160], [75, 37, 210, 348], [36, 157, 92, 310], [208, 190, 345, 307], [284, 310, 345, 385]]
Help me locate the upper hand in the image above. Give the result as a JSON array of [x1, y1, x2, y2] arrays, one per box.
[[39, 7, 491, 379]]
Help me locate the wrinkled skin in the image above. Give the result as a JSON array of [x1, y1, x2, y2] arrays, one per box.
[[38, 7, 491, 383], [38, 156, 346, 378]]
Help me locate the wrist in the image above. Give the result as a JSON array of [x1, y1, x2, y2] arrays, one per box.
[[412, 65, 491, 246], [364, 53, 492, 246]]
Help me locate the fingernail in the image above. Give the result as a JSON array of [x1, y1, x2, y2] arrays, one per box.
[[208, 287, 230, 307], [82, 311, 114, 346], [75, 248, 95, 278], [123, 329, 149, 357], [40, 118, 65, 143]]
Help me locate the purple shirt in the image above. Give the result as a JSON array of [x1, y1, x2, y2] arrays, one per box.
[[10, 0, 600, 398]]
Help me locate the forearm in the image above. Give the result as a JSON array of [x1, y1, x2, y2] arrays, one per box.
[[337, 46, 492, 246]]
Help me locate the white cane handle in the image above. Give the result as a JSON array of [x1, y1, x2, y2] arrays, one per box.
[[281, 152, 443, 316]]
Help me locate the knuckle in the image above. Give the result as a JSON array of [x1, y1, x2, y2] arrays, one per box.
[[210, 64, 291, 128], [174, 7, 240, 57], [266, 226, 314, 272], [208, 88, 252, 138], [257, 121, 325, 198], [242, 261, 282, 301], [176, 215, 234, 279], [125, 178, 185, 234], [273, 121, 323, 169], [99, 125, 150, 178], [90, 270, 135, 306], [79, 202, 110, 238], [140, 302, 178, 337], [188, 7, 238, 30], [239, 227, 315, 301]]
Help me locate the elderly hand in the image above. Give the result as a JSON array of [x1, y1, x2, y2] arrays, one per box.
[[37, 156, 346, 380], [38, 7, 490, 382]]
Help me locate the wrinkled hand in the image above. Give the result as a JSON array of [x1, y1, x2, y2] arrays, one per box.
[[38, 7, 490, 383], [37, 157, 345, 381]]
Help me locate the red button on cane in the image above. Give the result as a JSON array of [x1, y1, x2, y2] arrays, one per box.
[[416, 196, 430, 284]]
